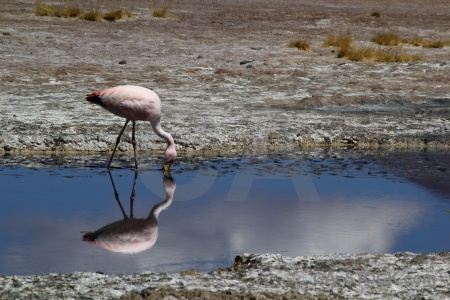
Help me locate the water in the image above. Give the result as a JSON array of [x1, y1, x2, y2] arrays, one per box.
[[0, 151, 449, 275]]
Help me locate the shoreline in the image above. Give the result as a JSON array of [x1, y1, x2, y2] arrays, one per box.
[[1, 252, 449, 299]]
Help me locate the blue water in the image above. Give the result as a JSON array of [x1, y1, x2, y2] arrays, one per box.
[[0, 152, 449, 275]]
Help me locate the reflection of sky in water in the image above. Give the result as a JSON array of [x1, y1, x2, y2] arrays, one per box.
[[0, 156, 449, 275]]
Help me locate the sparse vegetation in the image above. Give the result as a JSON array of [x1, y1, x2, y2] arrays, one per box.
[[371, 33, 405, 46], [152, 0, 173, 18], [81, 9, 103, 21], [406, 37, 450, 48], [287, 39, 311, 51], [102, 9, 133, 21], [324, 31, 421, 62], [337, 44, 421, 62], [322, 31, 353, 48], [375, 47, 421, 62], [35, 1, 58, 17], [371, 32, 450, 48], [59, 6, 82, 18], [34, 1, 132, 21], [370, 11, 381, 18]]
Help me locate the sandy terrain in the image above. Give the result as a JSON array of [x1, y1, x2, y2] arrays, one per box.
[[0, 0, 449, 155], [0, 0, 449, 298]]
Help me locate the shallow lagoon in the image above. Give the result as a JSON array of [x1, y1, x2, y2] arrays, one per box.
[[0, 150, 449, 275]]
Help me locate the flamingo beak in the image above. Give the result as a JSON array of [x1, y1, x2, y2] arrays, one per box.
[[163, 161, 173, 171]]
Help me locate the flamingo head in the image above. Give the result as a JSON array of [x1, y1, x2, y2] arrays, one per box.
[[163, 146, 177, 171]]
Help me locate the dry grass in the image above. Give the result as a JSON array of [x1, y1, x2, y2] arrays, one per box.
[[375, 47, 421, 62], [323, 30, 421, 62], [339, 45, 421, 62], [152, 0, 173, 18], [371, 33, 405, 46], [322, 31, 353, 48], [34, 1, 58, 17], [59, 7, 83, 18], [371, 32, 450, 48], [287, 39, 311, 51], [34, 1, 132, 21], [102, 9, 133, 21], [81, 9, 103, 21], [406, 37, 450, 48]]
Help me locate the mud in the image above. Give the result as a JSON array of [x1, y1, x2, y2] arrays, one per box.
[[1, 253, 449, 299]]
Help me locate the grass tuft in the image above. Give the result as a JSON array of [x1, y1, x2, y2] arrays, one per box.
[[322, 31, 353, 48], [102, 9, 133, 21], [374, 47, 422, 62], [371, 33, 405, 46], [322, 31, 422, 62], [338, 45, 421, 62], [34, 1, 58, 17], [34, 1, 132, 22], [59, 6, 82, 18], [371, 32, 450, 48], [406, 37, 450, 48], [152, 0, 172, 18], [287, 39, 311, 51], [81, 9, 103, 21]]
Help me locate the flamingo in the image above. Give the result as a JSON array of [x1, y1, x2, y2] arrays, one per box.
[[81, 170, 176, 253], [85, 85, 176, 170]]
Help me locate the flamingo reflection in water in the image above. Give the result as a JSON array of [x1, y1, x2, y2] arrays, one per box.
[[81, 171, 175, 253]]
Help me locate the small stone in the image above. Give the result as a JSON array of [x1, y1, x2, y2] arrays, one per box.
[[118, 60, 127, 64], [240, 59, 254, 65]]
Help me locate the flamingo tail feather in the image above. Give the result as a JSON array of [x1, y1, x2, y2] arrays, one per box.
[[85, 91, 107, 108]]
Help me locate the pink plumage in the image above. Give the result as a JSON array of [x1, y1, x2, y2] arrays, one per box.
[[85, 85, 176, 170]]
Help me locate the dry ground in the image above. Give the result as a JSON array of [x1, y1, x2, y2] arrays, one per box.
[[0, 0, 449, 154]]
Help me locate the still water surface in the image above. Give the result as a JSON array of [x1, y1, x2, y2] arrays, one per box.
[[0, 152, 449, 275]]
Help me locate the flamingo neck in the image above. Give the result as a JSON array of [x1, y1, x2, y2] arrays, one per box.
[[152, 122, 174, 146], [152, 121, 177, 163]]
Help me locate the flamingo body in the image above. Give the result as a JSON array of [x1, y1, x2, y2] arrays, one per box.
[[87, 85, 161, 121], [85, 85, 176, 169]]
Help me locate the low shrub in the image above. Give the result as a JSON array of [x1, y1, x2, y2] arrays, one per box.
[[371, 33, 405, 46], [287, 39, 311, 51], [322, 31, 353, 49], [34, 1, 132, 21], [152, 0, 173, 18], [102, 9, 133, 21]]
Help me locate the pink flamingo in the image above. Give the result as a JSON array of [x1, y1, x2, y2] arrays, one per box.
[[82, 170, 176, 253], [85, 85, 176, 170]]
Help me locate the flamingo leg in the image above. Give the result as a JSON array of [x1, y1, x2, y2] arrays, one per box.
[[108, 171, 128, 219], [108, 119, 130, 169], [129, 171, 138, 219], [131, 121, 138, 169]]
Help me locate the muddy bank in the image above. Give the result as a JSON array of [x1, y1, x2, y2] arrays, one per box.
[[1, 252, 449, 299]]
